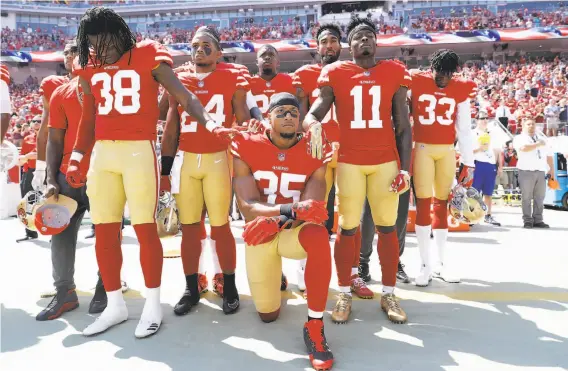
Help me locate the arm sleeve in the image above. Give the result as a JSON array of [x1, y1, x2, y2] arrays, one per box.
[[456, 99, 475, 167], [0, 80, 12, 114], [47, 92, 67, 129]]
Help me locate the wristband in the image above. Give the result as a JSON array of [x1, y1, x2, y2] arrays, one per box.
[[206, 120, 221, 132], [280, 203, 296, 219], [35, 160, 46, 171], [70, 152, 83, 163], [161, 156, 174, 176], [277, 215, 290, 228]]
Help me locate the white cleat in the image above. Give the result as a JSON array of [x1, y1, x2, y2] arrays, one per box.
[[135, 287, 163, 339], [297, 268, 306, 292], [415, 265, 432, 287], [433, 264, 461, 283], [83, 305, 128, 336]]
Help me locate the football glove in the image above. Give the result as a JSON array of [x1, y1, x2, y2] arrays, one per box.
[[281, 200, 329, 224], [306, 121, 324, 160], [458, 165, 475, 188], [160, 175, 171, 194], [389, 170, 410, 194], [66, 159, 86, 188], [242, 216, 283, 246], [31, 160, 46, 191]]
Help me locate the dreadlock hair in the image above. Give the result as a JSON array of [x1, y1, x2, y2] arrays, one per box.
[[346, 15, 377, 44], [316, 23, 342, 44], [194, 25, 222, 50], [430, 49, 460, 75], [77, 7, 136, 68]]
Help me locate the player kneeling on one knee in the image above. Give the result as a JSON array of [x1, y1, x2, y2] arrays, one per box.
[[232, 93, 334, 371]]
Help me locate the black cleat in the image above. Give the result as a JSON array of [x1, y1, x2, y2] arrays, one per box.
[[174, 286, 199, 316], [396, 262, 410, 284], [36, 289, 79, 321], [358, 262, 371, 283], [223, 294, 240, 315]]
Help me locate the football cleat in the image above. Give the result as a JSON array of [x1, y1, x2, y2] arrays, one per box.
[[350, 275, 374, 299], [303, 320, 334, 371], [212, 273, 224, 297], [381, 293, 407, 324], [331, 293, 352, 324], [198, 273, 209, 294]]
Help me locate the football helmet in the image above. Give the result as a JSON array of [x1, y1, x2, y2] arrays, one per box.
[[448, 185, 487, 224], [16, 190, 44, 231], [156, 192, 180, 238], [35, 195, 78, 235]]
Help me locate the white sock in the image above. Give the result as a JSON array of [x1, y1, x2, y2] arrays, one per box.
[[382, 286, 394, 295], [432, 229, 449, 267], [83, 289, 128, 336], [339, 286, 352, 295], [308, 309, 323, 319], [198, 239, 207, 275], [135, 287, 162, 338], [351, 267, 359, 276], [415, 225, 432, 269], [299, 258, 307, 271], [210, 240, 222, 275]]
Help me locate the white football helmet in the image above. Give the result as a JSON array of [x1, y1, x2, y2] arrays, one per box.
[[449, 185, 487, 225], [0, 140, 19, 172]]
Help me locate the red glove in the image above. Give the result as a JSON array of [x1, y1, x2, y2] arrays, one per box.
[[212, 127, 241, 144], [242, 216, 283, 246], [389, 170, 410, 194], [290, 200, 328, 224], [458, 165, 474, 187], [66, 160, 86, 188], [160, 175, 171, 194]]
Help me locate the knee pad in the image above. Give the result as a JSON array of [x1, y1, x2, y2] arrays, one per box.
[[432, 198, 448, 229], [415, 197, 432, 226]]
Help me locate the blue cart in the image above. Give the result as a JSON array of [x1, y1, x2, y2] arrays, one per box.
[[544, 153, 568, 210]]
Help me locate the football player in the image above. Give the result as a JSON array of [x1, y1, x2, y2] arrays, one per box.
[[36, 41, 110, 320], [232, 93, 334, 371], [33, 45, 76, 192], [160, 26, 249, 315], [1, 63, 11, 141], [304, 16, 412, 324], [67, 7, 233, 338], [409, 50, 476, 286]]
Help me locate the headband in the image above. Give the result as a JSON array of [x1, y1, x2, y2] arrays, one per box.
[[268, 93, 300, 112], [318, 27, 341, 42], [194, 29, 222, 50], [348, 23, 376, 44]]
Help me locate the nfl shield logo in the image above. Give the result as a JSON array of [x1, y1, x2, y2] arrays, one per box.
[[266, 81, 272, 88], [198, 81, 205, 88], [278, 153, 285, 162]]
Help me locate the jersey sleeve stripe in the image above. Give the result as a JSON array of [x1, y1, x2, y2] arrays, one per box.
[[230, 149, 240, 158]]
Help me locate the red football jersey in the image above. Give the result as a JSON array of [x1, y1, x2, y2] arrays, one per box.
[[411, 70, 477, 145], [48, 77, 90, 175], [73, 40, 173, 141], [177, 69, 250, 154], [292, 63, 340, 143], [0, 63, 10, 85], [39, 75, 69, 101], [231, 131, 332, 205], [249, 73, 296, 115], [318, 60, 412, 165]]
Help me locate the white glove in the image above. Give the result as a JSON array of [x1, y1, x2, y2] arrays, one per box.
[[32, 160, 46, 191]]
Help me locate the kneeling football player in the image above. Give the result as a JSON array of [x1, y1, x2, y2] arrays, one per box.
[[232, 93, 334, 371]]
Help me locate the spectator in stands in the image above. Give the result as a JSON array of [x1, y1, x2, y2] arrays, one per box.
[[472, 111, 502, 226], [503, 140, 518, 190], [495, 98, 513, 129], [16, 115, 41, 242], [513, 118, 554, 229], [559, 98, 568, 132], [544, 98, 560, 137]]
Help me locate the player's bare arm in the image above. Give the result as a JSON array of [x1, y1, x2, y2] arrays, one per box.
[[160, 94, 181, 158], [296, 86, 309, 122], [232, 89, 251, 124], [233, 157, 282, 221], [392, 86, 412, 172], [300, 165, 327, 202], [152, 62, 214, 127], [158, 90, 169, 121], [302, 85, 334, 132], [36, 94, 50, 162]]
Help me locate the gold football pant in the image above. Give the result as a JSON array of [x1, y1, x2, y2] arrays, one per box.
[[335, 161, 399, 229], [324, 156, 338, 203], [173, 151, 232, 226], [413, 143, 456, 200], [246, 223, 309, 314], [87, 140, 158, 225]]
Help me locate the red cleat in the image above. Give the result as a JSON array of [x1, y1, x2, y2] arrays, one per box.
[[213, 273, 224, 297], [198, 273, 209, 294], [350, 274, 374, 299], [303, 320, 334, 370]]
